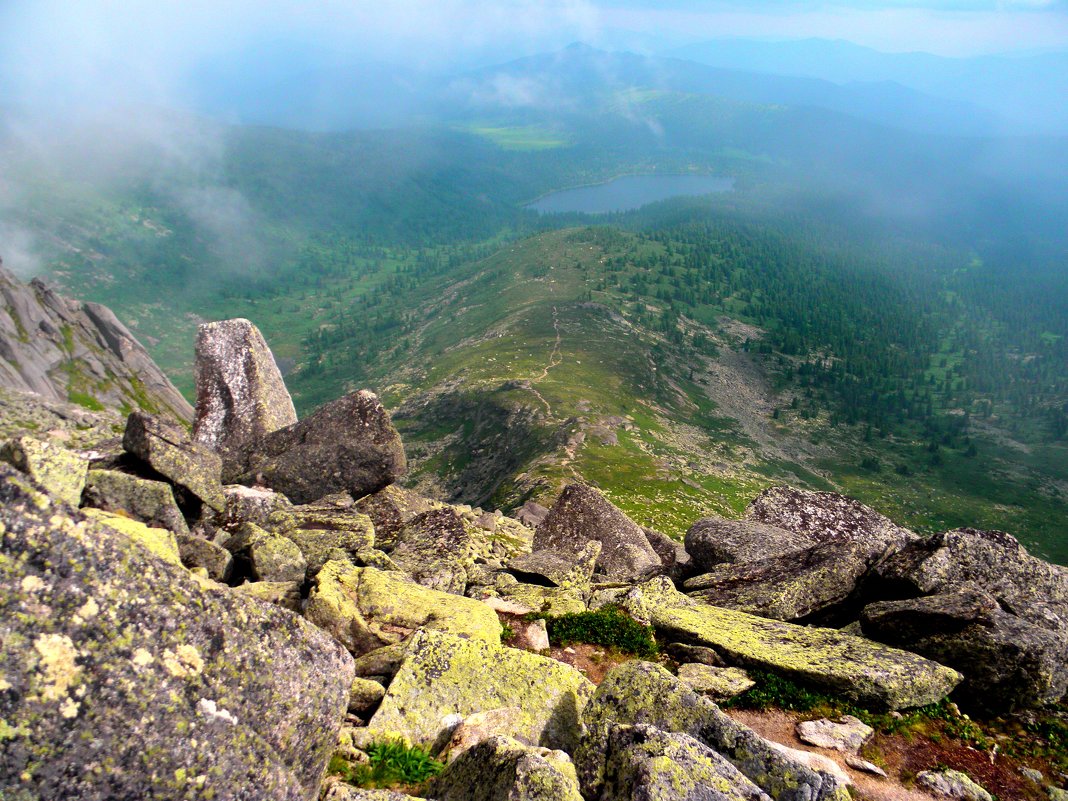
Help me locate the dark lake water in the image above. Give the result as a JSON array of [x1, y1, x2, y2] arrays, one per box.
[[528, 174, 734, 214]]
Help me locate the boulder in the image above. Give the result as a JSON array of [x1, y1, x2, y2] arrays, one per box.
[[305, 563, 503, 656], [745, 486, 916, 553], [533, 483, 661, 581], [0, 463, 353, 800], [507, 541, 600, 591], [176, 531, 234, 582], [875, 528, 1068, 631], [0, 435, 88, 507], [446, 708, 528, 760], [574, 660, 847, 801], [642, 526, 693, 581], [795, 716, 873, 753], [225, 522, 308, 583], [429, 735, 583, 801], [620, 578, 962, 710], [231, 580, 302, 612], [762, 741, 852, 788], [283, 505, 376, 576], [685, 517, 815, 572], [122, 411, 225, 512], [352, 484, 442, 551], [494, 580, 588, 616], [348, 677, 386, 717], [367, 629, 594, 753], [192, 318, 297, 479], [80, 507, 183, 567], [390, 508, 475, 595], [845, 756, 887, 777], [241, 390, 406, 505], [600, 723, 771, 801], [677, 664, 755, 700], [515, 500, 549, 529], [322, 784, 422, 801], [224, 483, 293, 528], [351, 642, 409, 681], [685, 540, 879, 623], [81, 469, 190, 536], [860, 587, 1068, 711], [665, 642, 724, 667], [916, 769, 994, 801], [510, 617, 550, 651]]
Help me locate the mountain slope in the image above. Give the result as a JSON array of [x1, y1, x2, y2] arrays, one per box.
[[0, 263, 191, 420]]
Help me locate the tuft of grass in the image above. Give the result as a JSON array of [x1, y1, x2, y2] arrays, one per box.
[[526, 605, 658, 657], [329, 740, 444, 790]]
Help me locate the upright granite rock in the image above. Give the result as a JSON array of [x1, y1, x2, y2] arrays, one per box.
[[123, 411, 225, 512], [620, 578, 962, 710], [861, 586, 1068, 711], [193, 318, 298, 480], [685, 518, 816, 572], [305, 563, 503, 655], [429, 736, 584, 801], [0, 435, 88, 507], [367, 629, 594, 753], [0, 463, 353, 801], [533, 483, 661, 581], [82, 468, 190, 536], [507, 541, 601, 592], [575, 660, 847, 801], [390, 508, 475, 595], [241, 391, 406, 505], [600, 724, 771, 801]]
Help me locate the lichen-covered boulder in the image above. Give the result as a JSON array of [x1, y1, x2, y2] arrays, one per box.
[[226, 522, 308, 583], [277, 500, 377, 576], [575, 660, 847, 801], [321, 783, 422, 800], [80, 507, 183, 566], [428, 735, 583, 801], [176, 530, 234, 582], [224, 483, 293, 528], [391, 508, 475, 595], [82, 468, 190, 536], [684, 540, 879, 623], [685, 518, 815, 572], [677, 664, 755, 700], [860, 586, 1068, 711], [795, 716, 873, 753], [493, 578, 588, 615], [621, 578, 962, 710], [353, 484, 444, 551], [230, 580, 303, 612], [241, 391, 406, 505], [875, 528, 1068, 631], [916, 769, 994, 801], [122, 411, 225, 512], [507, 541, 600, 592], [745, 486, 916, 554], [348, 677, 386, 716], [367, 630, 594, 752], [445, 708, 527, 760], [192, 318, 298, 480], [534, 483, 661, 581], [601, 723, 771, 801], [642, 526, 692, 582], [0, 463, 353, 801], [0, 435, 88, 507], [305, 563, 502, 655]]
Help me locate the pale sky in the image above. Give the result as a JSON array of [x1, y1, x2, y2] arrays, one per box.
[[1, 0, 1067, 111]]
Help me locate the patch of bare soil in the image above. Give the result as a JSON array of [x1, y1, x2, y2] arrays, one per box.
[[727, 709, 1049, 801], [546, 643, 633, 685]]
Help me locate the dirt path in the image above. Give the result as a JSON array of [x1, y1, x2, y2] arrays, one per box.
[[527, 305, 563, 417]]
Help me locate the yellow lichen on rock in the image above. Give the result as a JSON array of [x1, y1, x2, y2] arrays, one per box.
[[32, 633, 82, 702]]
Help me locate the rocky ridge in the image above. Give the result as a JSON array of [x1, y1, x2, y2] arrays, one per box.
[[2, 313, 1067, 800]]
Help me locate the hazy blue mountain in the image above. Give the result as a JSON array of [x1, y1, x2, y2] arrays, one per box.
[[669, 38, 1068, 135]]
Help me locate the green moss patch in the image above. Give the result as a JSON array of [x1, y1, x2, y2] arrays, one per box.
[[528, 606, 658, 658]]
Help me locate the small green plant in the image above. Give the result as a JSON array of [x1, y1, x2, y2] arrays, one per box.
[[724, 670, 841, 713], [500, 622, 516, 642], [329, 739, 444, 790], [526, 605, 658, 657]]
